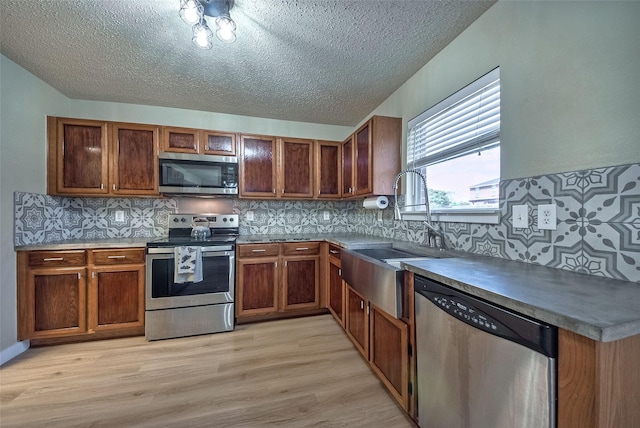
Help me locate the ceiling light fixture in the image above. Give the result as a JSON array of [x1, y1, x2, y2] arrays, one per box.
[[179, 0, 236, 48]]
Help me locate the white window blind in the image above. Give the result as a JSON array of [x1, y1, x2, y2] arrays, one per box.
[[407, 68, 500, 170]]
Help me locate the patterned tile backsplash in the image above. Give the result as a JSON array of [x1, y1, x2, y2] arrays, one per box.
[[15, 162, 639, 283], [14, 192, 177, 245]]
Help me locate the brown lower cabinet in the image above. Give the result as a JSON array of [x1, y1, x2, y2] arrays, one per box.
[[236, 242, 325, 321], [344, 283, 410, 411], [17, 248, 145, 344], [327, 244, 345, 327]]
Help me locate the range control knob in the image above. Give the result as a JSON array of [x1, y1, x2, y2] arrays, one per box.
[[223, 217, 228, 222], [173, 218, 179, 223], [180, 217, 187, 223]]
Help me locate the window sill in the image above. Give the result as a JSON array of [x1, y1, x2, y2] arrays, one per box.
[[398, 209, 501, 224]]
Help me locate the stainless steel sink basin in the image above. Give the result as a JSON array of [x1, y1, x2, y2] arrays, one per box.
[[341, 247, 437, 318]]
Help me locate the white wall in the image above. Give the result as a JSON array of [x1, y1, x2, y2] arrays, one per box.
[[0, 56, 70, 361], [371, 1, 640, 180]]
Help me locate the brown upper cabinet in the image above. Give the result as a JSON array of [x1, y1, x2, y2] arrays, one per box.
[[47, 117, 159, 196], [342, 115, 401, 198], [280, 137, 314, 198], [316, 140, 342, 199], [239, 134, 278, 198], [239, 135, 317, 199], [161, 126, 236, 156]]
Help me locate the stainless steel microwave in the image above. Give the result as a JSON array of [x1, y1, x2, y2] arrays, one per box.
[[158, 152, 238, 196]]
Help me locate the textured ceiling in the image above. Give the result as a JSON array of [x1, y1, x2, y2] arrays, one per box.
[[0, 0, 495, 126]]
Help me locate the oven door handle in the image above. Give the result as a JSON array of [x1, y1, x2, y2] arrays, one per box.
[[147, 246, 234, 255]]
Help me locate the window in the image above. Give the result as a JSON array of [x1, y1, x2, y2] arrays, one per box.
[[404, 68, 500, 222]]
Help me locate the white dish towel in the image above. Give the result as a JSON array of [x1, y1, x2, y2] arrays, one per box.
[[174, 246, 203, 284]]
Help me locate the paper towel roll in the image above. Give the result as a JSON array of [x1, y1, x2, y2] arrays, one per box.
[[363, 196, 389, 209]]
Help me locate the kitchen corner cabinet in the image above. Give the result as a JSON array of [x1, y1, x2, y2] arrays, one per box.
[[17, 248, 145, 344], [236, 242, 322, 321], [161, 126, 236, 156], [239, 135, 315, 199], [342, 115, 401, 197], [316, 140, 342, 199], [327, 244, 345, 327], [47, 117, 159, 196]]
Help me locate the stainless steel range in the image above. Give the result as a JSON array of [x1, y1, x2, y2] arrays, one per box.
[[145, 213, 238, 341]]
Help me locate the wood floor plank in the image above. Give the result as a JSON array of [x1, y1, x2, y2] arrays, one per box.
[[0, 315, 415, 427]]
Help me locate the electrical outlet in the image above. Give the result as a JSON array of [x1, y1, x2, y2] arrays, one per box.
[[537, 204, 557, 230], [377, 211, 383, 222], [512, 205, 529, 229], [323, 210, 330, 221], [246, 211, 254, 221], [115, 210, 125, 222]]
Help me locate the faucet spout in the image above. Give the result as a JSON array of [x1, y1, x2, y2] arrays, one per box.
[[393, 169, 446, 249]]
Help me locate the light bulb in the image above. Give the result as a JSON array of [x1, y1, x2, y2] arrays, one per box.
[[215, 15, 236, 43], [180, 0, 203, 25], [192, 21, 213, 49]]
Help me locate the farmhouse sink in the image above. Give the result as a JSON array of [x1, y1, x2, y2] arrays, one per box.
[[341, 247, 441, 318]]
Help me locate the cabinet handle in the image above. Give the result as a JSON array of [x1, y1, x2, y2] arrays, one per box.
[[101, 183, 104, 190], [78, 273, 82, 279], [272, 188, 276, 194], [251, 249, 266, 253], [296, 247, 309, 251], [338, 268, 341, 276], [360, 300, 364, 310], [282, 189, 285, 194], [43, 257, 64, 261], [92, 272, 95, 278], [107, 255, 126, 259], [329, 250, 339, 254], [112, 184, 116, 191]]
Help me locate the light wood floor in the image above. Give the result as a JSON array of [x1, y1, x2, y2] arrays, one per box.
[[0, 315, 415, 427]]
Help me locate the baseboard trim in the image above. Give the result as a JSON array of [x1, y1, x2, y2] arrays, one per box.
[[0, 340, 30, 366]]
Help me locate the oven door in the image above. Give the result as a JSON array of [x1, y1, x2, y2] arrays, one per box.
[[145, 248, 235, 311]]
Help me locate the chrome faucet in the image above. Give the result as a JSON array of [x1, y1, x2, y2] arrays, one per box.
[[393, 169, 446, 249]]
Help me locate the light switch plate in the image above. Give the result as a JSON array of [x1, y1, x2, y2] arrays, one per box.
[[512, 205, 529, 229], [246, 211, 254, 221], [115, 210, 125, 222], [537, 204, 557, 230], [323, 210, 330, 221]]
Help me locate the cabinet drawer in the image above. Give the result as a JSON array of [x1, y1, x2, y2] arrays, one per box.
[[28, 250, 86, 267], [238, 244, 280, 258], [328, 244, 342, 261], [282, 242, 320, 256], [91, 249, 145, 265]]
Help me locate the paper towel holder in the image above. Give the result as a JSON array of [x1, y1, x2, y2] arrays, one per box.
[[363, 196, 389, 209]]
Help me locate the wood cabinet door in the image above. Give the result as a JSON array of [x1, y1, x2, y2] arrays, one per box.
[[161, 126, 200, 153], [316, 140, 341, 199], [237, 258, 279, 316], [342, 135, 354, 197], [53, 118, 109, 195], [27, 267, 87, 339], [88, 265, 145, 332], [328, 259, 345, 327], [280, 138, 314, 198], [346, 285, 369, 358], [110, 123, 159, 195], [369, 304, 409, 410], [202, 130, 236, 156], [239, 135, 277, 197], [282, 255, 319, 311], [355, 120, 373, 196]]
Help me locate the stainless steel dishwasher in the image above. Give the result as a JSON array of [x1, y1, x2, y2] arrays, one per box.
[[414, 275, 557, 428]]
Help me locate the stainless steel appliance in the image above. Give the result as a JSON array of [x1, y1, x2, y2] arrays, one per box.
[[145, 213, 239, 340], [158, 152, 238, 196], [414, 275, 557, 428]]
